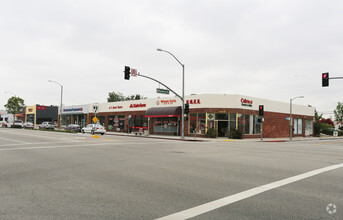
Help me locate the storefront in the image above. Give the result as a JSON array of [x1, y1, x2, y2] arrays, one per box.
[[61, 105, 90, 128], [25, 105, 58, 127], [89, 94, 314, 138]]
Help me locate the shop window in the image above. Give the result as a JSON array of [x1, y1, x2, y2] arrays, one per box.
[[305, 120, 313, 136], [108, 115, 125, 131], [237, 114, 260, 135], [189, 113, 206, 135], [132, 115, 148, 128], [153, 117, 178, 134], [207, 113, 215, 130], [189, 114, 197, 134], [154, 118, 162, 132], [294, 118, 303, 135]]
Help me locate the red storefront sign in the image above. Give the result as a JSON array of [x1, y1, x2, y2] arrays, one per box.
[[130, 103, 146, 108], [186, 99, 201, 104], [109, 106, 123, 109], [36, 106, 46, 110]]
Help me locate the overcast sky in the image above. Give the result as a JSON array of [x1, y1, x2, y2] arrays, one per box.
[[1, 0, 342, 118]]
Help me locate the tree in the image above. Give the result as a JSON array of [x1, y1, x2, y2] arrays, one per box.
[[319, 118, 334, 126], [4, 96, 25, 122], [107, 92, 146, 102], [314, 109, 323, 122], [125, 94, 146, 101], [107, 92, 126, 102], [334, 102, 343, 121], [314, 110, 323, 137]]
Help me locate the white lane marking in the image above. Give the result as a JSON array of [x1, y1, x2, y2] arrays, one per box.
[[0, 129, 80, 140], [0, 140, 82, 147], [0, 136, 29, 144], [0, 143, 110, 151], [0, 141, 175, 151], [156, 163, 343, 220]]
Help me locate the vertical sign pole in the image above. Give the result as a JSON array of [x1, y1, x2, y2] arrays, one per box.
[[261, 118, 263, 141]]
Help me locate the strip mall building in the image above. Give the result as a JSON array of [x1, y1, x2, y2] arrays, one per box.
[[71, 94, 314, 138]]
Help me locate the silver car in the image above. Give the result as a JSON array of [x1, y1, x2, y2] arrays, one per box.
[[81, 124, 106, 135], [39, 121, 55, 130], [23, 122, 34, 129]]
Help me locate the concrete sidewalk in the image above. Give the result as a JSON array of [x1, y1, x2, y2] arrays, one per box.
[[105, 131, 343, 142]]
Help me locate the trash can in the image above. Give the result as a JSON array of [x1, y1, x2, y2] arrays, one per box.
[[143, 129, 149, 136]]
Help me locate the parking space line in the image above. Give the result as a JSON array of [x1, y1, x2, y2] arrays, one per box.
[[156, 162, 343, 220]]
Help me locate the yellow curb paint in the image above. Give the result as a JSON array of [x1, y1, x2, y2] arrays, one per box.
[[224, 140, 235, 142], [92, 135, 100, 138]]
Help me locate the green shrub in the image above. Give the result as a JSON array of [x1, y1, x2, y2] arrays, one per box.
[[229, 128, 242, 139], [314, 122, 322, 137], [10, 125, 23, 129], [206, 128, 217, 138]]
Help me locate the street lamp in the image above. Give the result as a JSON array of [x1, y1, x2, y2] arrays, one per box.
[[290, 96, 304, 140], [157, 48, 185, 139], [48, 80, 63, 129]]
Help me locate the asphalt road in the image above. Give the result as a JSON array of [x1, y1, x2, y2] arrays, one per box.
[[0, 128, 342, 219]]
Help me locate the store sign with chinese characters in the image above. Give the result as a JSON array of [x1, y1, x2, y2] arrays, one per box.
[[186, 99, 201, 105], [241, 98, 253, 107]]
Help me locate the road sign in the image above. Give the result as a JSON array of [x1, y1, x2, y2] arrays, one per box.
[[92, 116, 98, 123], [156, 88, 170, 94], [286, 117, 290, 121], [131, 69, 137, 77], [93, 105, 99, 113]]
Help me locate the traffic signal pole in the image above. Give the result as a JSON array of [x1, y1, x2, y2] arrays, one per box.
[[136, 73, 183, 101]]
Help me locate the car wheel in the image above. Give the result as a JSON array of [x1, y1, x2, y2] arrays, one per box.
[[82, 130, 85, 134], [91, 130, 95, 135], [101, 133, 104, 135]]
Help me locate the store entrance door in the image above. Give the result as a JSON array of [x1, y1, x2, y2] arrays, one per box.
[[216, 121, 228, 137]]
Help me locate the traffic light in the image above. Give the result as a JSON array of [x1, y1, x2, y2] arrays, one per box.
[[259, 105, 264, 116], [322, 72, 329, 87], [184, 103, 189, 114], [124, 66, 130, 80]]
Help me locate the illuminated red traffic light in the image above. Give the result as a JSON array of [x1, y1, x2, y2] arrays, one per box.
[[322, 72, 329, 87], [259, 105, 264, 116]]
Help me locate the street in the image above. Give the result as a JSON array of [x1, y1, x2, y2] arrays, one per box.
[[0, 128, 342, 219]]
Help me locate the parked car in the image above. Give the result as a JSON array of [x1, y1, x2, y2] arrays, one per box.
[[0, 121, 7, 127], [23, 122, 34, 129], [8, 120, 24, 128], [65, 124, 81, 132], [39, 121, 55, 130], [81, 124, 106, 135]]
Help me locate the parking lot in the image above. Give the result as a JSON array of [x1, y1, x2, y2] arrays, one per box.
[[0, 128, 342, 219]]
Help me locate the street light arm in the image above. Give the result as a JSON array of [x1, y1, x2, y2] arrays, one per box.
[[48, 80, 63, 87], [291, 96, 304, 101], [157, 49, 184, 66]]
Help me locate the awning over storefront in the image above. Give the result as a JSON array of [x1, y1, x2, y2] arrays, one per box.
[[15, 114, 25, 117], [145, 106, 182, 118]]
